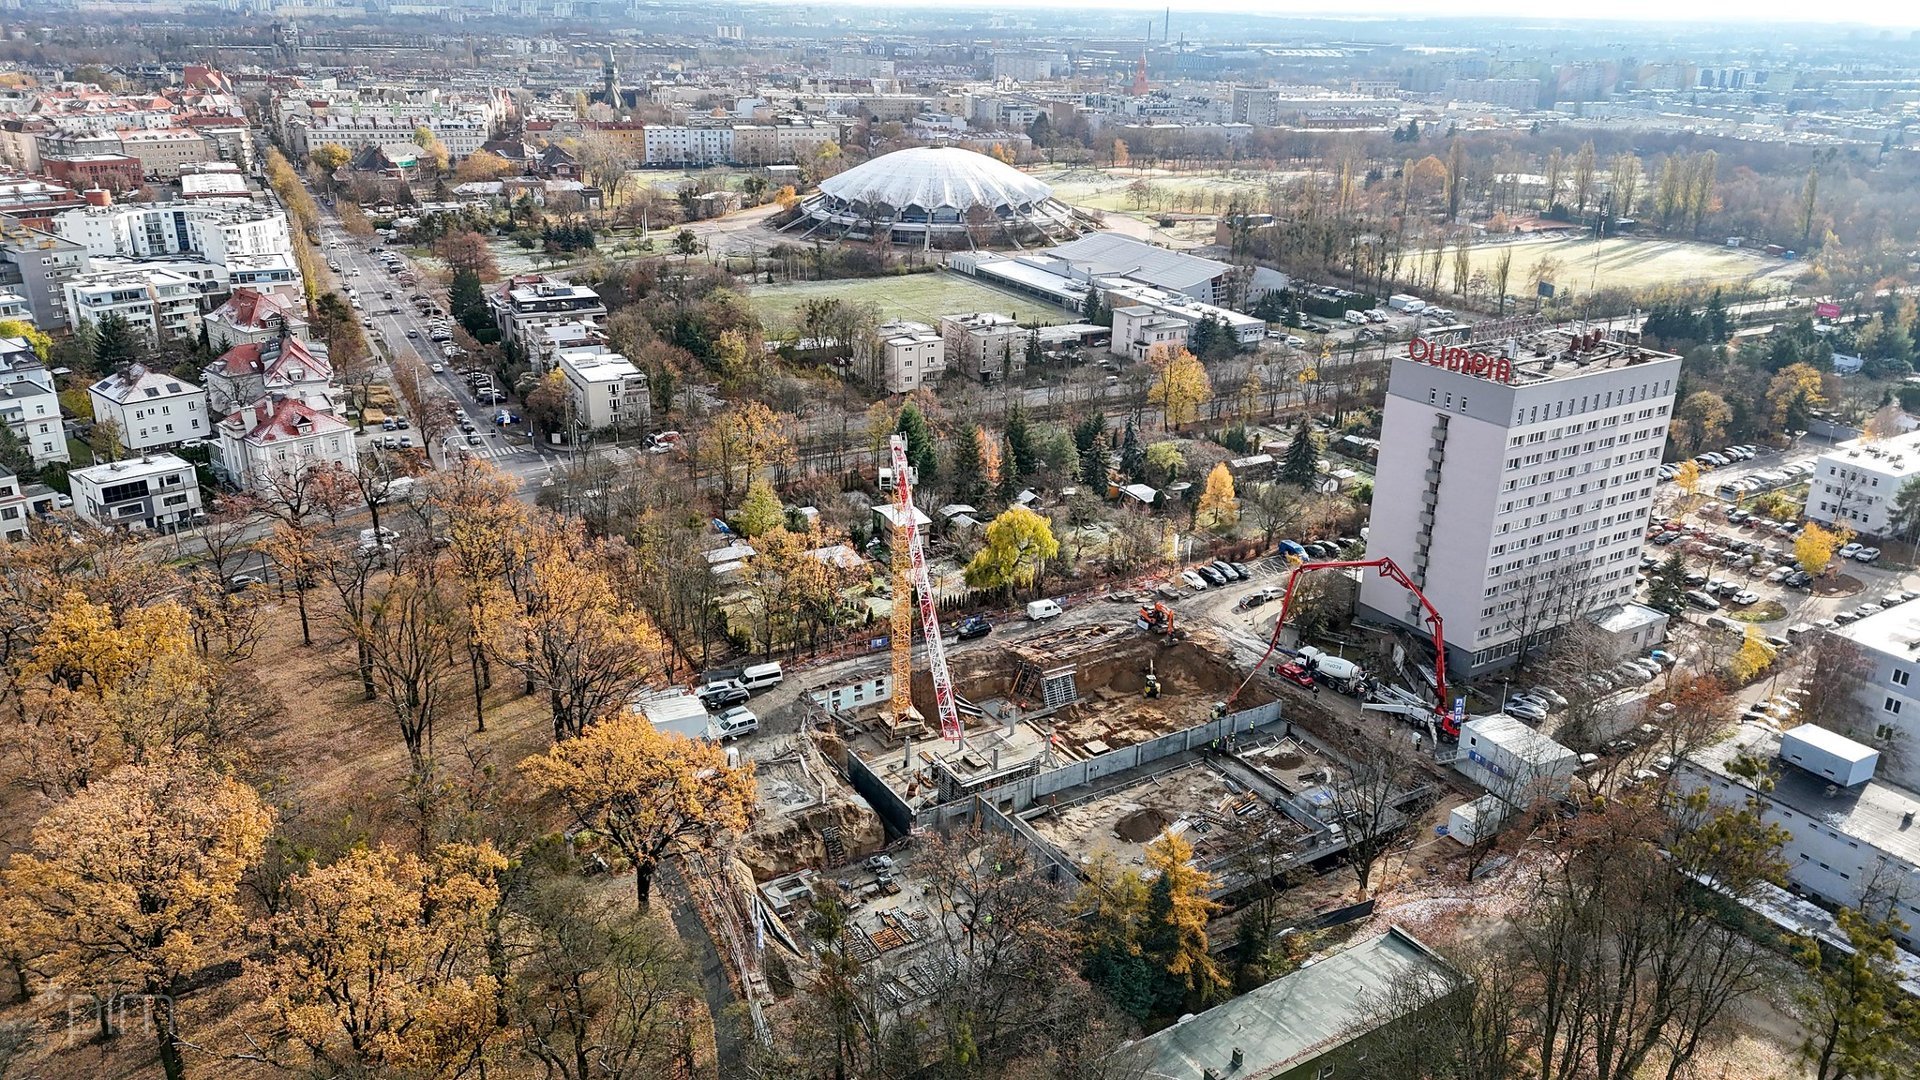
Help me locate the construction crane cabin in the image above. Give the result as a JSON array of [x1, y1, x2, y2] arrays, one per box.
[[886, 434, 964, 747]]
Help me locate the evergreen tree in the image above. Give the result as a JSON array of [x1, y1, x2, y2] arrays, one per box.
[[949, 422, 986, 505], [1706, 288, 1730, 343], [91, 312, 141, 373], [1648, 552, 1690, 613], [1072, 413, 1107, 456], [1080, 432, 1110, 491], [895, 402, 938, 483], [1081, 286, 1105, 326], [1281, 420, 1320, 486], [1119, 418, 1147, 482], [1003, 403, 1037, 479], [448, 269, 489, 338], [0, 423, 33, 475], [1025, 330, 1043, 369]]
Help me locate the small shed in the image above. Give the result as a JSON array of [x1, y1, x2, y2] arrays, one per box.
[[1455, 714, 1577, 801]]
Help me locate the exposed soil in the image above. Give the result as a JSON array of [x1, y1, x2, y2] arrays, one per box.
[[1810, 574, 1864, 598], [1115, 807, 1174, 843]]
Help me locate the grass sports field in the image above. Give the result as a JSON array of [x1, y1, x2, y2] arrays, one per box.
[[1424, 235, 1811, 294], [746, 271, 1056, 329]]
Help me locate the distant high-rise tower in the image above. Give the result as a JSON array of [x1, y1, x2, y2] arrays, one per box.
[[1131, 53, 1149, 96]]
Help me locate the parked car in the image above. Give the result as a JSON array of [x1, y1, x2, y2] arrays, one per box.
[[1197, 564, 1227, 586], [713, 706, 759, 739], [1275, 662, 1317, 689], [1731, 590, 1759, 606], [1505, 701, 1548, 723], [1840, 543, 1864, 560], [698, 680, 750, 708], [956, 614, 992, 640], [1181, 570, 1208, 590], [1856, 546, 1882, 562], [1211, 561, 1243, 582]]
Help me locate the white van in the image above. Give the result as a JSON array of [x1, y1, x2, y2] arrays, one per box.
[[740, 662, 784, 692], [1343, 310, 1368, 325], [1026, 599, 1063, 622]]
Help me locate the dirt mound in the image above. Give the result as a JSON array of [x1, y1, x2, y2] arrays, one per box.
[[1271, 752, 1304, 771], [1115, 807, 1173, 843], [1110, 668, 1147, 692]]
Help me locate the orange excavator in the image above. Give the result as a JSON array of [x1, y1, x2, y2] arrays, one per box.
[[1137, 601, 1175, 636]]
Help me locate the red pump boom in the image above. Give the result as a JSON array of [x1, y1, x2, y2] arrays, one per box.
[[1228, 556, 1456, 736]]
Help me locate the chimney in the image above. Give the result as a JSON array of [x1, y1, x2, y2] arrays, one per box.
[[84, 186, 110, 208], [253, 400, 269, 427]]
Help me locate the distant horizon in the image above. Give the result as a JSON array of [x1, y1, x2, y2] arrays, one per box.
[[774, 0, 1920, 32]]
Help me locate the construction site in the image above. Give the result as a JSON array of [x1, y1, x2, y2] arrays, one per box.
[[827, 619, 1277, 818]]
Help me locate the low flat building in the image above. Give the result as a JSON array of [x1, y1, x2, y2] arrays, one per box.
[[1805, 431, 1920, 537], [1454, 713, 1578, 799], [1585, 602, 1670, 657], [88, 364, 208, 452], [1826, 603, 1920, 790], [1130, 926, 1460, 1080], [68, 452, 200, 531], [1681, 724, 1920, 952]]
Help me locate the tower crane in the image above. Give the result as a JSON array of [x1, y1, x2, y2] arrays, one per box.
[[1226, 556, 1459, 740], [885, 434, 963, 745]]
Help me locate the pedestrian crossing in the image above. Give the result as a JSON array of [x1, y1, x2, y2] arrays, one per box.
[[463, 442, 532, 461]]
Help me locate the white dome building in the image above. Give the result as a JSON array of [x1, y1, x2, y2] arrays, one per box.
[[792, 147, 1088, 246]]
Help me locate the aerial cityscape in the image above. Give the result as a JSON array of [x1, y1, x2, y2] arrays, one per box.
[[0, 2, 1918, 1078]]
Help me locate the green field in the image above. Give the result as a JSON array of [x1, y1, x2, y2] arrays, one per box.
[[1032, 165, 1305, 214], [746, 271, 1058, 329], [1427, 235, 1810, 295]]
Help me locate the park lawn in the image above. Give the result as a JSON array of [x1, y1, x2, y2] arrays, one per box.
[[1426, 235, 1811, 294], [747, 271, 1061, 330], [1031, 165, 1308, 216]]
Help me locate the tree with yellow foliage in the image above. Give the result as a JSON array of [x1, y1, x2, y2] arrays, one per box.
[[1796, 521, 1852, 577], [1730, 627, 1778, 683], [420, 459, 531, 733], [1767, 362, 1827, 432], [452, 148, 515, 184], [774, 184, 800, 210], [3, 764, 274, 1080], [1076, 832, 1225, 1020], [256, 842, 508, 1076], [1146, 345, 1212, 430], [501, 525, 664, 742], [309, 143, 351, 174], [521, 715, 756, 909], [697, 399, 795, 503], [963, 505, 1060, 596], [0, 318, 51, 361], [1197, 462, 1238, 531], [1673, 459, 1701, 500]]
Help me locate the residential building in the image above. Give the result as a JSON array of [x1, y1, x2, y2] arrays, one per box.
[[528, 319, 606, 372], [1131, 927, 1461, 1080], [211, 397, 356, 496], [0, 222, 89, 331], [201, 287, 308, 350], [552, 344, 650, 432], [202, 334, 332, 416], [729, 121, 842, 165], [68, 452, 200, 531], [88, 364, 208, 452], [938, 311, 1025, 383], [116, 128, 215, 179], [1681, 724, 1920, 952], [1805, 430, 1920, 537], [53, 195, 292, 264], [489, 275, 608, 351], [0, 466, 58, 541], [1446, 78, 1547, 110], [642, 125, 734, 166], [1110, 304, 1189, 362], [63, 266, 202, 343], [0, 338, 66, 466], [1359, 328, 1680, 675], [877, 320, 944, 393]]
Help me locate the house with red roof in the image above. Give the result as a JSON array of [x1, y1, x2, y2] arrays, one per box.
[[202, 287, 309, 351], [211, 395, 355, 495], [203, 332, 332, 416]]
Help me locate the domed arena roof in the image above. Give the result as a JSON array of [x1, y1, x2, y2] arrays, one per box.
[[818, 146, 1054, 213]]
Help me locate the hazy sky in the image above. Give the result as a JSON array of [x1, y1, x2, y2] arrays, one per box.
[[876, 0, 1920, 30]]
